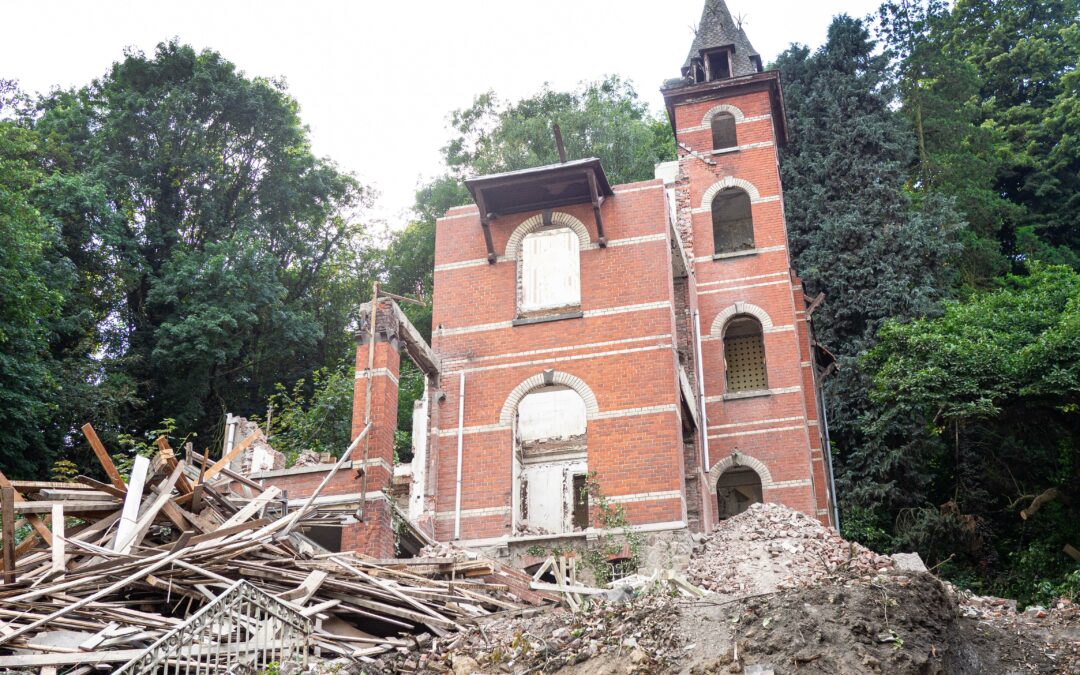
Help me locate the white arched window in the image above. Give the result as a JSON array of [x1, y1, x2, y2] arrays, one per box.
[[520, 228, 581, 313]]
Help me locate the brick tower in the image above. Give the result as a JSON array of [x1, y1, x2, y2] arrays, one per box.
[[660, 0, 836, 526]]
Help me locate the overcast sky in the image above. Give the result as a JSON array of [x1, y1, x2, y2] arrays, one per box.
[[2, 0, 882, 225]]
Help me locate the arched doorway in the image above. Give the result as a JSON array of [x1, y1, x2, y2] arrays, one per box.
[[512, 385, 588, 535], [715, 465, 762, 519]]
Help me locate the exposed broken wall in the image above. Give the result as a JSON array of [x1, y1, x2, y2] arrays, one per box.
[[227, 416, 285, 476]]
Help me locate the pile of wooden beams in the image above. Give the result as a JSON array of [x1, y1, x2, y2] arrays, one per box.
[[0, 424, 550, 671]]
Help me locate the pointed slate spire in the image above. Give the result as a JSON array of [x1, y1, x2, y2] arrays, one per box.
[[668, 0, 761, 87]]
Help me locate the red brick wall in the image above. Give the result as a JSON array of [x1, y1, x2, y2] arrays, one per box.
[[431, 181, 689, 541]]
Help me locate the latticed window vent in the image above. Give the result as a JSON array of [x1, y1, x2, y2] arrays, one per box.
[[724, 317, 767, 392]]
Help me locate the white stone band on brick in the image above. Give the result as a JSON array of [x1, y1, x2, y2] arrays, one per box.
[[354, 368, 399, 385], [442, 333, 672, 367], [606, 490, 683, 504], [697, 279, 790, 295], [697, 271, 788, 287], [707, 424, 806, 440], [704, 385, 802, 403], [435, 233, 669, 271], [708, 415, 806, 430], [435, 506, 511, 520]]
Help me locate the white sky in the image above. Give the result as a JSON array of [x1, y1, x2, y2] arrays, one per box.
[[2, 0, 882, 225]]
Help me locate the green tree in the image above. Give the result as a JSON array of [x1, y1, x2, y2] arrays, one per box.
[[877, 0, 1018, 285], [30, 41, 375, 461], [774, 16, 961, 469], [0, 81, 64, 475], [859, 264, 1080, 605], [943, 0, 1080, 268]]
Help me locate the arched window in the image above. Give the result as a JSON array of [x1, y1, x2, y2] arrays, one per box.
[[711, 188, 754, 254], [514, 386, 588, 534], [711, 112, 737, 150], [520, 228, 581, 313], [723, 316, 767, 392]]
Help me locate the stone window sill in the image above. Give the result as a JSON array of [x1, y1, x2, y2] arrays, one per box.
[[711, 146, 739, 155], [713, 249, 758, 261], [509, 530, 591, 545], [512, 309, 584, 327], [722, 389, 772, 401]]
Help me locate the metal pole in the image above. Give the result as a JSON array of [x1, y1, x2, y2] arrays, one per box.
[[693, 310, 711, 471], [454, 372, 465, 540], [358, 282, 379, 521]]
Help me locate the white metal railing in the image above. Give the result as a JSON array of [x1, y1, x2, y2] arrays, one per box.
[[115, 580, 311, 674]]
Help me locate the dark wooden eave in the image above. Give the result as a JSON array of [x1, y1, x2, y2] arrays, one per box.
[[661, 70, 788, 148], [465, 158, 614, 263]]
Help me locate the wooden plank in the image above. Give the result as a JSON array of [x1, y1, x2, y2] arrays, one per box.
[[278, 569, 328, 604], [116, 460, 185, 554], [8, 481, 87, 491], [14, 501, 118, 514], [0, 471, 52, 545], [73, 475, 127, 499], [187, 449, 265, 493], [80, 423, 126, 491], [201, 431, 258, 482], [1, 486, 15, 584], [113, 454, 149, 551], [50, 504, 64, 578]]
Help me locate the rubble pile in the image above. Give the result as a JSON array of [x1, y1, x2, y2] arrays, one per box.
[[0, 424, 545, 672], [373, 591, 684, 674], [687, 502, 894, 596]]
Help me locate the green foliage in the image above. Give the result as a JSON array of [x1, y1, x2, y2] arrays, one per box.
[[49, 459, 79, 483], [0, 41, 380, 476], [0, 81, 64, 476], [268, 364, 355, 465], [579, 473, 644, 586], [853, 264, 1080, 604]]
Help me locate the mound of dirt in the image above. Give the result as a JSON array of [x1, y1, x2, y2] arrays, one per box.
[[681, 571, 1061, 675]]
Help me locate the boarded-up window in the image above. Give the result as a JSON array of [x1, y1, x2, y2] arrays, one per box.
[[711, 112, 737, 150], [521, 228, 581, 312], [724, 316, 767, 392], [711, 188, 754, 254]]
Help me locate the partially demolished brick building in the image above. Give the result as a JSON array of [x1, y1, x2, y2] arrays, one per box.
[[262, 0, 837, 562]]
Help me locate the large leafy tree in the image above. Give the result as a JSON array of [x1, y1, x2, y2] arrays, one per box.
[[859, 264, 1080, 604], [947, 0, 1080, 269], [0, 82, 64, 475], [774, 16, 961, 470], [29, 41, 374, 462]]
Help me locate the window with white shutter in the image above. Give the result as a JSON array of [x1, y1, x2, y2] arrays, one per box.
[[520, 228, 580, 312]]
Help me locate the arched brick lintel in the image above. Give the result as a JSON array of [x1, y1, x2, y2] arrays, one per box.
[[699, 176, 762, 210], [707, 452, 774, 494], [499, 370, 600, 426], [702, 103, 746, 126], [504, 211, 590, 259], [709, 301, 774, 335]]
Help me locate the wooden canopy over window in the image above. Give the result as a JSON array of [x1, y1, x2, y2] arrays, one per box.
[[465, 158, 614, 263]]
